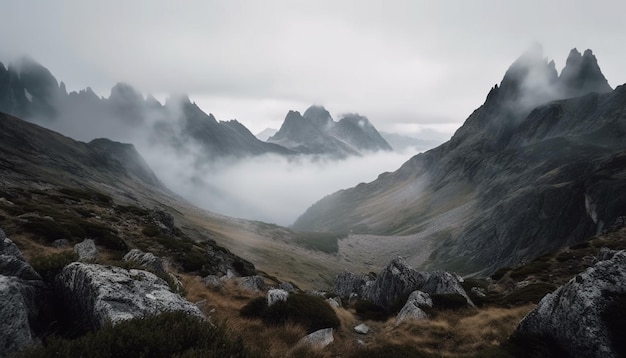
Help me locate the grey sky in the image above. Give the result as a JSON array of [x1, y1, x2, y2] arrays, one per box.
[[2, 0, 625, 138]]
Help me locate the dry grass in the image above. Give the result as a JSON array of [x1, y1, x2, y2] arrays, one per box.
[[378, 305, 534, 356]]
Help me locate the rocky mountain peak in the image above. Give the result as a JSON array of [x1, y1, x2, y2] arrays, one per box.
[[558, 48, 612, 98], [303, 105, 332, 128]]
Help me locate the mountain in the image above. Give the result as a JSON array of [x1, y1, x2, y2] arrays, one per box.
[[0, 58, 291, 160], [268, 105, 392, 158], [294, 47, 624, 275], [255, 128, 278, 141]]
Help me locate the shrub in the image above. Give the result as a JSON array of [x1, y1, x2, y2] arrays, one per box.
[[354, 300, 388, 321], [29, 251, 78, 283], [491, 267, 510, 281], [21, 218, 71, 243], [431, 293, 468, 310], [499, 283, 556, 306], [20, 311, 255, 358], [142, 224, 160, 237], [58, 188, 113, 206], [509, 260, 551, 280], [240, 293, 340, 333]]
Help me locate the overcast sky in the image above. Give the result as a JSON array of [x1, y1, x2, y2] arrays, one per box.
[[2, 0, 625, 139]]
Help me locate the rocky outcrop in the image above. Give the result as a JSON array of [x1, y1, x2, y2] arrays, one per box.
[[513, 250, 626, 358], [333, 258, 471, 311], [278, 282, 295, 292], [203, 275, 222, 289], [56, 262, 203, 330], [74, 238, 98, 262], [267, 289, 289, 306], [395, 291, 432, 326], [297, 328, 334, 349], [0, 229, 45, 356], [239, 275, 265, 292], [205, 240, 256, 277], [362, 258, 429, 310]]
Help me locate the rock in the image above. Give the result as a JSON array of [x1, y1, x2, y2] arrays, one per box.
[[203, 275, 222, 289], [513, 250, 626, 358], [0, 276, 36, 356], [333, 271, 374, 298], [52, 239, 71, 248], [278, 282, 295, 292], [395, 290, 432, 326], [0, 237, 41, 281], [74, 238, 98, 262], [354, 323, 369, 334], [297, 328, 334, 349], [239, 275, 265, 292], [470, 286, 487, 298], [205, 243, 256, 277], [0, 230, 45, 357], [150, 209, 176, 235], [267, 289, 289, 306], [361, 257, 428, 310], [598, 247, 618, 261], [123, 249, 166, 274], [420, 271, 474, 307], [326, 297, 341, 308], [56, 262, 204, 330]]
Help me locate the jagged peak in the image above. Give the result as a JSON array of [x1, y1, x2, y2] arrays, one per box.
[[558, 47, 612, 97], [109, 82, 143, 101], [303, 105, 333, 128]]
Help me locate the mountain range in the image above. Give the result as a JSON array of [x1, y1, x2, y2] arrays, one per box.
[[0, 58, 391, 160], [294, 46, 626, 275]]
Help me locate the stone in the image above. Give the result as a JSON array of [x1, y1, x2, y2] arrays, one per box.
[[203, 275, 222, 289], [239, 275, 265, 292], [278, 282, 295, 292], [471, 286, 487, 298], [0, 230, 45, 357], [395, 290, 432, 326], [354, 323, 369, 334], [267, 289, 289, 306], [123, 249, 166, 274], [326, 297, 341, 308], [74, 238, 98, 262], [361, 257, 428, 310], [333, 271, 374, 299], [56, 262, 204, 330], [514, 250, 626, 358], [420, 271, 474, 307], [297, 328, 334, 349]]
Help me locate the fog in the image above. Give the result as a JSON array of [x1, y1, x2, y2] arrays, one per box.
[[141, 147, 421, 226]]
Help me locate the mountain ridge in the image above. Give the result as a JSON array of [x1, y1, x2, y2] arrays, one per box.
[[294, 47, 626, 275]]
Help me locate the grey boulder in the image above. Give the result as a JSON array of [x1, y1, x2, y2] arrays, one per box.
[[56, 262, 203, 330], [239, 275, 265, 292], [514, 250, 626, 358], [267, 288, 289, 306], [297, 328, 334, 349], [74, 238, 98, 262], [395, 290, 432, 326], [123, 249, 166, 275]]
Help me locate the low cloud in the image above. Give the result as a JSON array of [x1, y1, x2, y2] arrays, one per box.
[[140, 146, 422, 226]]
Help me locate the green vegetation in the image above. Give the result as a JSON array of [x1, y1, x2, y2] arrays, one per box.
[[58, 187, 113, 206], [431, 293, 468, 310], [499, 283, 556, 306], [292, 231, 344, 254], [20, 311, 256, 358], [30, 251, 78, 283], [240, 293, 340, 333], [509, 260, 551, 280], [354, 300, 388, 321]]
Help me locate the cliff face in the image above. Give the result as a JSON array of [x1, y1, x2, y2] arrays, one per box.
[[294, 47, 625, 274]]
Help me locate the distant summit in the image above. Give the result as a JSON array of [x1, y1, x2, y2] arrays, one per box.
[[268, 105, 391, 158]]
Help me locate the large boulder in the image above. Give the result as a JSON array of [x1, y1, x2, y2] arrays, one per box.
[[333, 271, 374, 298], [56, 262, 203, 330], [395, 290, 432, 326], [421, 271, 474, 306], [267, 289, 289, 307], [239, 275, 265, 292], [362, 257, 428, 310], [0, 229, 45, 356], [513, 250, 626, 358]]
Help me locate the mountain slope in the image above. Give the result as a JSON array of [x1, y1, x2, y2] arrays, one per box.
[[0, 58, 291, 160], [268, 105, 392, 157], [294, 47, 625, 274]]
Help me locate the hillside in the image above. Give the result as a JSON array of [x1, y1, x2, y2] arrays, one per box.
[[294, 47, 625, 275]]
